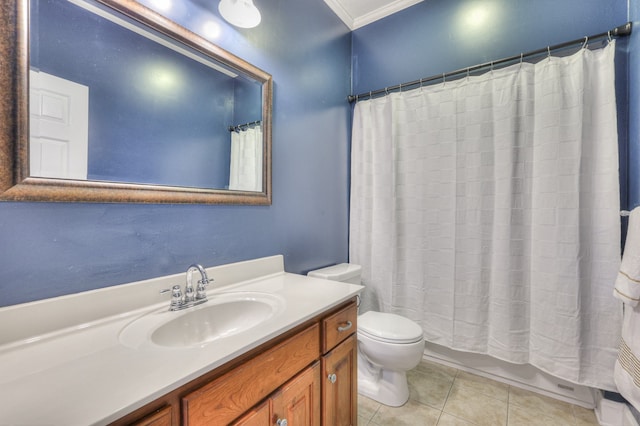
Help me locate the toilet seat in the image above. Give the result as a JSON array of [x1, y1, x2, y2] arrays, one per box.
[[358, 311, 423, 344]]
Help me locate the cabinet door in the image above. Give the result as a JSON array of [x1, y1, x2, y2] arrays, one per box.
[[321, 334, 357, 426], [232, 400, 272, 426], [279, 362, 321, 426]]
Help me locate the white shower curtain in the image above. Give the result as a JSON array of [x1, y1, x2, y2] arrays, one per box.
[[229, 125, 263, 192], [350, 42, 622, 390]]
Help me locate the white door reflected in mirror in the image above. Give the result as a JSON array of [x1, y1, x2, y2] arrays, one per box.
[[29, 70, 88, 180]]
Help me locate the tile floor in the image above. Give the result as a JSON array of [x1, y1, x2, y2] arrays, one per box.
[[358, 359, 600, 426]]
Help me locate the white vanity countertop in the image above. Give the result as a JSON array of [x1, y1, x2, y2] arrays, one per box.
[[0, 256, 363, 425]]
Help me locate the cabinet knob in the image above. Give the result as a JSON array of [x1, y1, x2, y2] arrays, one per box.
[[337, 321, 353, 332], [328, 373, 337, 384], [276, 419, 288, 426]]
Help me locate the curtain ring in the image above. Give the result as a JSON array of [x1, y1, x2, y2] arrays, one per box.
[[581, 36, 588, 49], [399, 83, 402, 92], [369, 91, 372, 99], [466, 67, 470, 80], [608, 30, 613, 42], [547, 46, 552, 61], [385, 87, 389, 95], [442, 73, 446, 85]]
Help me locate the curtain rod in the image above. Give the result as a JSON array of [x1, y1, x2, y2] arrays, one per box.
[[348, 22, 632, 103], [228, 120, 261, 133]]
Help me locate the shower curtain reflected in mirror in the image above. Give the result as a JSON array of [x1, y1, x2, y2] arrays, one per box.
[[229, 125, 263, 192], [350, 42, 622, 390]]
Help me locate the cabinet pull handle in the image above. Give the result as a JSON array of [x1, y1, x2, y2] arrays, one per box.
[[337, 321, 352, 332], [276, 419, 288, 426], [328, 373, 337, 384]]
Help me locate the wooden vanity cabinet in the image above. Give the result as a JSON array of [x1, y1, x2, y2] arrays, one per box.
[[320, 303, 358, 426], [130, 406, 173, 426], [233, 363, 320, 426], [117, 298, 357, 426]]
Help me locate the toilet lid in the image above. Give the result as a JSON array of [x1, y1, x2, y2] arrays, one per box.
[[358, 311, 423, 344]]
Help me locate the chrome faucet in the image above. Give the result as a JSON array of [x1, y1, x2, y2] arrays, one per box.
[[185, 263, 211, 302], [161, 264, 213, 311]]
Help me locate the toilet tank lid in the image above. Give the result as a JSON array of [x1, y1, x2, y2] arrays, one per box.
[[358, 311, 423, 343], [307, 263, 361, 281]]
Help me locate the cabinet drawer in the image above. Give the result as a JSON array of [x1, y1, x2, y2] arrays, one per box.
[[322, 302, 357, 353], [183, 323, 320, 425], [130, 405, 173, 426]]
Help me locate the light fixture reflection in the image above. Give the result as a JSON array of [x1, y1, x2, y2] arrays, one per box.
[[150, 69, 179, 91], [149, 0, 172, 12], [218, 0, 261, 28], [202, 20, 222, 39], [464, 4, 489, 28]]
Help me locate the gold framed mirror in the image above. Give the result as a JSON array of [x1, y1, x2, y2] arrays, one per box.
[[0, 0, 272, 204]]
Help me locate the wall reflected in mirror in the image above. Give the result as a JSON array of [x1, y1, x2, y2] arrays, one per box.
[[29, 0, 264, 192]]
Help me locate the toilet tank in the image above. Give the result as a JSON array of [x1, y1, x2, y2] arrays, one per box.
[[307, 263, 362, 284]]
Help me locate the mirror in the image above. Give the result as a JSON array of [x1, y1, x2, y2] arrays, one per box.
[[0, 0, 272, 204]]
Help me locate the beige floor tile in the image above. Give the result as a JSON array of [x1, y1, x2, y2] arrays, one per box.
[[507, 404, 568, 426], [370, 399, 441, 426], [358, 395, 381, 422], [408, 368, 455, 409], [415, 359, 460, 380], [508, 386, 575, 424], [364, 360, 594, 426], [572, 405, 599, 425], [358, 415, 371, 426], [443, 381, 508, 426], [454, 371, 509, 402], [437, 412, 476, 425]]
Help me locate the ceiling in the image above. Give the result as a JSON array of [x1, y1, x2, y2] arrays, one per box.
[[323, 0, 423, 30]]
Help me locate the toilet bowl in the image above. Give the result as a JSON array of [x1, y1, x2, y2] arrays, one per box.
[[307, 263, 425, 407]]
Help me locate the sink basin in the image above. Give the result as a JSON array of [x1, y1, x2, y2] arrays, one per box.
[[119, 292, 285, 349]]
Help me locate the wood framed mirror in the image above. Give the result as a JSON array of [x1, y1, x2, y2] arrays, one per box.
[[0, 0, 272, 204]]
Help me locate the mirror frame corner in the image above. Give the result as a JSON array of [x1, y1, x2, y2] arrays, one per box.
[[0, 0, 273, 205]]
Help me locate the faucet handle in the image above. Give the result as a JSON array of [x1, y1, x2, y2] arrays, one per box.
[[195, 278, 209, 300], [160, 285, 184, 310]]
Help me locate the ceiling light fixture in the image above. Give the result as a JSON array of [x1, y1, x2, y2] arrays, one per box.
[[218, 0, 261, 28]]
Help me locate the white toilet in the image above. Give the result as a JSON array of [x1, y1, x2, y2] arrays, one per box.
[[308, 263, 425, 407]]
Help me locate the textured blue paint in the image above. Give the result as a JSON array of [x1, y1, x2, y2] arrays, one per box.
[[352, 0, 632, 209], [6, 0, 637, 308], [32, 0, 235, 188], [352, 0, 627, 94], [0, 0, 351, 307]]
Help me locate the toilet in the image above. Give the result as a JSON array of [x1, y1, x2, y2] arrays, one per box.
[[308, 263, 425, 407]]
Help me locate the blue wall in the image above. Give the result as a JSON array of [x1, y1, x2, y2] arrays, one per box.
[[352, 0, 627, 93], [351, 0, 632, 209], [4, 0, 637, 310], [32, 0, 236, 188], [0, 0, 352, 307]]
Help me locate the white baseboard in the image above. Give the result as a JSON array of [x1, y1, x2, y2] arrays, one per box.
[[423, 342, 595, 408]]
